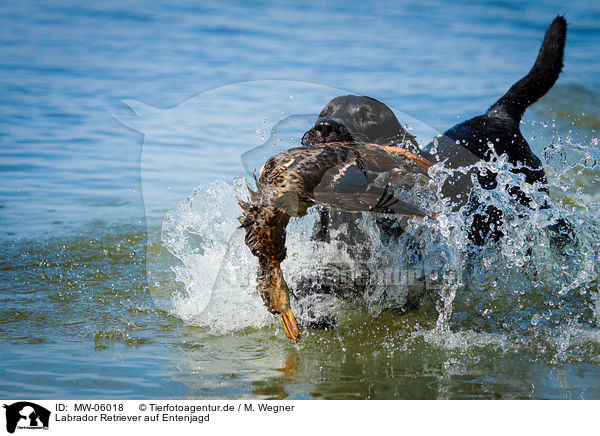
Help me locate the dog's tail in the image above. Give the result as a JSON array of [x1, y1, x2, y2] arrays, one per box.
[[487, 16, 566, 123]]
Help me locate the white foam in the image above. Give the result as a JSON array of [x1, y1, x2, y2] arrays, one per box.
[[162, 179, 272, 333], [160, 135, 600, 350]]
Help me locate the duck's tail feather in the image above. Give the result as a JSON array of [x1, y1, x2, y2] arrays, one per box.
[[487, 15, 567, 122]]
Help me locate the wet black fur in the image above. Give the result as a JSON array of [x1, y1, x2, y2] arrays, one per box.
[[290, 17, 568, 327], [303, 16, 567, 246]]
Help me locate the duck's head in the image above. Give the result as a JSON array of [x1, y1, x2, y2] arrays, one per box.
[[257, 263, 300, 343]]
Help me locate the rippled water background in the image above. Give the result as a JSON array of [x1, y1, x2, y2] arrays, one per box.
[[1, 0, 599, 399]]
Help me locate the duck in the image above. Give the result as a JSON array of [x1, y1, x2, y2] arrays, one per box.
[[238, 141, 434, 342]]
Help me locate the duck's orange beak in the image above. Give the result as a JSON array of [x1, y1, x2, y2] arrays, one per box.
[[256, 264, 301, 343], [280, 309, 300, 343]]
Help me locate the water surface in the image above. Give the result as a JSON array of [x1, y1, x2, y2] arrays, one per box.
[[1, 0, 599, 399]]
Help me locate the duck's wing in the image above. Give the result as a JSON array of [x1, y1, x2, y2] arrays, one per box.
[[308, 145, 434, 218], [315, 184, 430, 217]]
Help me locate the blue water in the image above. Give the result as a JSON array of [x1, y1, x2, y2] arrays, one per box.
[[1, 0, 599, 399]]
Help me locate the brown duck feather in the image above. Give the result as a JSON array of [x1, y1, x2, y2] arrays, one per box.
[[238, 141, 434, 342]]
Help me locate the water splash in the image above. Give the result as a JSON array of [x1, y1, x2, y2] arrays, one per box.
[[161, 179, 272, 333], [161, 132, 599, 361]]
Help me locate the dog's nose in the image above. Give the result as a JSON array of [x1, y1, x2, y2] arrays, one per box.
[[302, 118, 351, 146], [314, 119, 341, 137]]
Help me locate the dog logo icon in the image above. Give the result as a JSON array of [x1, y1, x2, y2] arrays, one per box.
[[3, 402, 50, 433]]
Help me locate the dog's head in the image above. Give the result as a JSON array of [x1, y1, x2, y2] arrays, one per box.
[[302, 95, 416, 147]]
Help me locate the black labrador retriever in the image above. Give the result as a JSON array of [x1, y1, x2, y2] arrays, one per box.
[[302, 16, 567, 246]]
